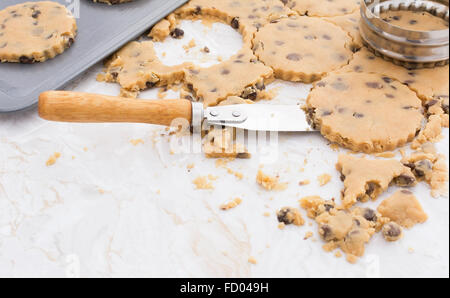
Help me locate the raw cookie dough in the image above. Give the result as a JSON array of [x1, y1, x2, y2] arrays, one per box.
[[382, 222, 403, 242], [306, 72, 424, 153], [402, 148, 449, 198], [277, 207, 305, 226], [377, 190, 428, 228], [99, 41, 193, 97], [283, 0, 361, 17], [323, 10, 363, 52], [0, 1, 77, 63], [92, 0, 133, 4], [253, 16, 353, 83], [174, 0, 293, 44], [339, 47, 450, 104], [412, 115, 443, 149], [336, 154, 417, 208], [380, 10, 448, 31], [184, 49, 273, 107], [300, 196, 387, 264]]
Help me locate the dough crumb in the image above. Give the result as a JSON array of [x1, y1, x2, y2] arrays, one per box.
[[193, 176, 215, 190], [183, 39, 196, 52], [277, 207, 305, 226], [299, 179, 310, 186], [46, 152, 61, 166], [334, 251, 343, 258], [304, 231, 314, 240], [382, 222, 403, 242], [318, 174, 332, 186], [278, 223, 286, 230], [130, 139, 144, 146], [263, 212, 271, 217], [220, 198, 242, 210], [256, 170, 288, 191], [248, 257, 258, 265]]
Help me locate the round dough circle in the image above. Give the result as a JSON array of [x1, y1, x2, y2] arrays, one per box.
[[253, 16, 353, 82], [0, 1, 77, 63], [306, 72, 424, 153]]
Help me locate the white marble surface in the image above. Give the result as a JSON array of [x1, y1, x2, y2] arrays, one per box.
[[0, 20, 449, 278]]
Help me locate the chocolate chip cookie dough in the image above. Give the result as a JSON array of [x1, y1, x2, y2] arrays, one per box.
[[323, 10, 363, 52], [173, 0, 293, 44], [253, 16, 353, 83], [0, 1, 77, 63], [306, 72, 424, 153], [339, 48, 450, 106], [380, 10, 449, 31], [184, 49, 274, 107], [377, 190, 428, 229], [283, 0, 361, 17], [99, 41, 193, 98], [300, 196, 387, 264], [336, 154, 417, 208]]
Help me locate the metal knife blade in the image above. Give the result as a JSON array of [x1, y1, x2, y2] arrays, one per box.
[[203, 104, 314, 132]]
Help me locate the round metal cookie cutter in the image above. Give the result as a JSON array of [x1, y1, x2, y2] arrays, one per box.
[[360, 0, 449, 69]]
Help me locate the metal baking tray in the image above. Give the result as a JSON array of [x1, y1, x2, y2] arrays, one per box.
[[0, 0, 187, 112]]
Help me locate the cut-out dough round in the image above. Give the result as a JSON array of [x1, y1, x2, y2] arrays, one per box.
[[380, 10, 448, 31], [253, 16, 353, 82], [306, 72, 424, 153], [0, 1, 77, 63], [283, 0, 361, 17]]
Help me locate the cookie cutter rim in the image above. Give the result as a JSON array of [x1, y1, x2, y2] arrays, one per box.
[[360, 0, 450, 69]]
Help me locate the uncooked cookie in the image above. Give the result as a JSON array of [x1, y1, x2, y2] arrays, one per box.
[[381, 10, 448, 31], [306, 72, 424, 153], [336, 154, 417, 208], [377, 190, 428, 228], [382, 222, 403, 242], [99, 41, 193, 98], [93, 0, 133, 4], [0, 1, 77, 63], [174, 0, 293, 44], [253, 16, 353, 83], [339, 47, 450, 103], [283, 0, 361, 17], [323, 10, 363, 52], [184, 49, 273, 107]]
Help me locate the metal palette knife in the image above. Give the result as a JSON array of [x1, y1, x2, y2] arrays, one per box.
[[38, 91, 313, 132]]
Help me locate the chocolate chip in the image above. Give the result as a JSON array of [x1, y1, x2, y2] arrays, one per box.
[[0, 42, 7, 49], [385, 93, 395, 98], [366, 182, 378, 196], [382, 77, 393, 83], [170, 28, 184, 39], [221, 69, 230, 75], [353, 112, 364, 118], [32, 10, 41, 19], [146, 81, 156, 88], [19, 56, 34, 64], [322, 110, 332, 116], [323, 204, 334, 212], [394, 174, 416, 187], [320, 225, 334, 241], [231, 17, 240, 30], [383, 222, 402, 240], [322, 34, 332, 40], [363, 208, 377, 222], [424, 99, 438, 109], [413, 160, 433, 178], [317, 81, 326, 87], [286, 53, 301, 61], [409, 20, 418, 25], [366, 82, 383, 89], [277, 207, 296, 225], [331, 82, 348, 91]]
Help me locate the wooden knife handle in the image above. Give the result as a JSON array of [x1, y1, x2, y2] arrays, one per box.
[[38, 91, 192, 127]]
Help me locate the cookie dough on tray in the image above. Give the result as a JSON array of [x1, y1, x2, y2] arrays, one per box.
[[282, 0, 361, 17], [380, 10, 448, 31], [0, 1, 77, 63], [306, 72, 424, 153], [253, 16, 353, 82]]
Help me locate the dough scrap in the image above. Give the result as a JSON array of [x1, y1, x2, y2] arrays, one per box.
[[100, 41, 193, 97], [253, 16, 353, 83], [184, 49, 274, 107], [300, 196, 387, 264], [306, 72, 424, 153], [339, 47, 450, 103], [380, 10, 448, 31], [283, 0, 361, 17], [277, 207, 305, 226], [336, 154, 417, 208], [256, 170, 288, 191], [0, 1, 77, 63], [402, 148, 449, 198], [377, 190, 428, 229], [173, 0, 294, 44], [382, 222, 403, 242]]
